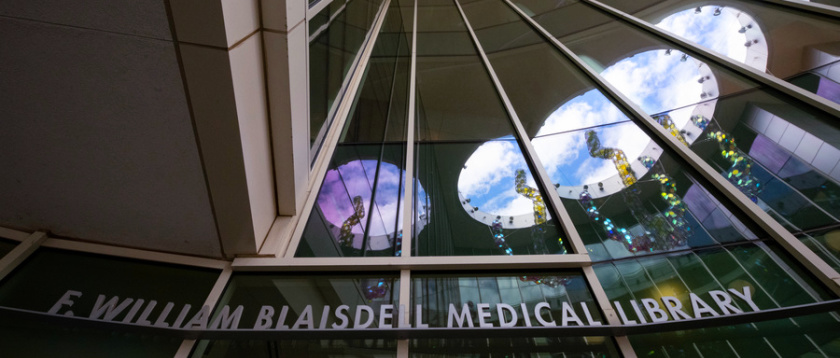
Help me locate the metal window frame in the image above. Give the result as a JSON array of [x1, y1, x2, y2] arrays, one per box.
[[501, 0, 840, 300], [583, 0, 840, 128], [4, 1, 840, 357], [451, 1, 634, 354], [281, 0, 393, 258]]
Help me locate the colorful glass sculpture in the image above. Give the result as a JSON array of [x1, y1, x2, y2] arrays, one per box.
[[519, 275, 570, 288], [362, 278, 390, 301], [339, 196, 365, 247], [580, 131, 691, 254], [710, 131, 761, 203], [691, 114, 709, 130], [653, 114, 689, 146], [640, 155, 656, 169], [515, 169, 550, 254], [491, 217, 514, 256], [586, 131, 636, 187]]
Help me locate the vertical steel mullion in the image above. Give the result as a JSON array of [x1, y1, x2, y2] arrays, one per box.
[[582, 0, 840, 124], [282, 0, 393, 257], [504, 0, 840, 298], [0, 231, 47, 282], [397, 269, 411, 358], [455, 2, 636, 357], [174, 264, 234, 358], [582, 266, 636, 357], [453, 0, 587, 256], [397, 3, 417, 354], [362, 41, 407, 256], [401, 0, 418, 259]]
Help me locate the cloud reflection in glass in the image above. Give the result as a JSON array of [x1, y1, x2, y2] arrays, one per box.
[[317, 159, 419, 252]]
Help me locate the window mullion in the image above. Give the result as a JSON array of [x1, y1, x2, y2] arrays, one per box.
[[504, 0, 840, 298], [400, 0, 418, 259], [283, 0, 393, 258], [582, 0, 840, 127]]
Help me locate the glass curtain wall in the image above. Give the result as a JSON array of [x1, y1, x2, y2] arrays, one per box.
[[595, 0, 840, 105], [517, 0, 840, 268], [309, 0, 386, 161], [8, 0, 840, 357], [298, 0, 412, 258], [284, 0, 840, 355], [411, 0, 569, 256]]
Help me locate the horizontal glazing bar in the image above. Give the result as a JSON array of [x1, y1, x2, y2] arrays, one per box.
[[234, 254, 592, 271]]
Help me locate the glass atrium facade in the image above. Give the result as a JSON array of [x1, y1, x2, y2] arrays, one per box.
[[5, 0, 840, 357]]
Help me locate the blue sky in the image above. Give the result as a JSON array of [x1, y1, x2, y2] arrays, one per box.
[[457, 5, 767, 221]]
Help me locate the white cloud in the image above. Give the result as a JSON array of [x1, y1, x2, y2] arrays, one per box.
[[656, 6, 766, 71], [602, 49, 705, 114], [458, 141, 525, 197]]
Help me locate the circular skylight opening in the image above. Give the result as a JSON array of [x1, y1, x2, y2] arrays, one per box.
[[457, 141, 549, 229], [533, 49, 719, 199], [657, 5, 767, 71], [318, 160, 419, 250]]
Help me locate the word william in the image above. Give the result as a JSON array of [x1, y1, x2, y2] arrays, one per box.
[[47, 286, 758, 330]]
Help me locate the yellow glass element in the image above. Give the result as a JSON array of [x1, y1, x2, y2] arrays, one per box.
[[515, 170, 547, 226], [339, 196, 366, 247]]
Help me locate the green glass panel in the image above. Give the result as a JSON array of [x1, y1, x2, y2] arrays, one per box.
[[410, 337, 619, 357], [194, 273, 399, 357], [593, 242, 833, 326], [412, 271, 602, 327], [0, 248, 220, 357], [411, 271, 617, 356], [629, 312, 840, 357], [414, 2, 516, 141], [411, 1, 572, 256], [800, 228, 840, 271]]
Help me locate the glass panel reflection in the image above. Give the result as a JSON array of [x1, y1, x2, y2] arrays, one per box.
[[518, 0, 840, 245], [310, 0, 385, 155], [0, 248, 219, 357], [412, 1, 569, 256], [410, 337, 619, 357], [800, 227, 840, 271], [194, 273, 399, 358], [594, 242, 834, 325], [298, 2, 412, 258], [598, 0, 840, 105], [412, 271, 601, 321], [414, 140, 568, 256], [629, 312, 840, 357], [297, 144, 407, 257], [463, 0, 756, 261]]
